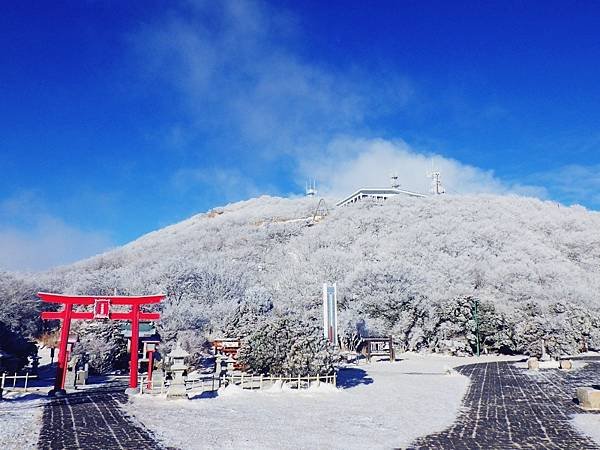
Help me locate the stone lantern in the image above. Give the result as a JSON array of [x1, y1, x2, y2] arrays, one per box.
[[167, 343, 189, 399]]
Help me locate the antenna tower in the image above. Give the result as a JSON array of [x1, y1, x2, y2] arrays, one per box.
[[428, 170, 445, 195], [427, 159, 445, 195], [305, 179, 317, 197]]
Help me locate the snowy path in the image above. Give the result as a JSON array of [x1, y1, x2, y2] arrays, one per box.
[[37, 382, 166, 450], [409, 357, 600, 449]]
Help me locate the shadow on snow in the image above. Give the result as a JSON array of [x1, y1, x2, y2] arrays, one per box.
[[336, 367, 373, 389]]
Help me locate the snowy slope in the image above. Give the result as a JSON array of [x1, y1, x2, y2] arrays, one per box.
[[47, 194, 600, 308], [3, 194, 600, 356]]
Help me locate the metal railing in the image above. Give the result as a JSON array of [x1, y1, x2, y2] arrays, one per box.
[[139, 375, 167, 395], [219, 373, 337, 390], [186, 374, 220, 392], [138, 372, 337, 395], [1, 372, 38, 392]]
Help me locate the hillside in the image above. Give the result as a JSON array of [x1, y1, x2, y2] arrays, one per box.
[[2, 194, 600, 365]]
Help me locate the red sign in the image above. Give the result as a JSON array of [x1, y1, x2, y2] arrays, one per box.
[[94, 299, 111, 319]]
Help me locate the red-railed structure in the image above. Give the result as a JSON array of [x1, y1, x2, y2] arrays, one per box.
[[38, 292, 164, 396]]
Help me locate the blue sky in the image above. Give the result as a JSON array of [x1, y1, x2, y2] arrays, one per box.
[[1, 0, 600, 270]]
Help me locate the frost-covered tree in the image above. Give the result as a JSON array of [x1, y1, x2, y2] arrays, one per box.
[[0, 273, 42, 337], [222, 286, 273, 338], [430, 296, 512, 355], [1, 193, 600, 368], [159, 265, 245, 339], [72, 321, 129, 374], [238, 316, 337, 376]]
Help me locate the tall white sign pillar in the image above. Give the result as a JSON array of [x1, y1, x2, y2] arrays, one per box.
[[323, 283, 338, 346]]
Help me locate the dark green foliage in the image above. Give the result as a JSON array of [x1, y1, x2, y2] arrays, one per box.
[[0, 321, 37, 372]]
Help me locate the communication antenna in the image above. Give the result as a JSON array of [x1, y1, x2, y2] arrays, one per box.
[[305, 179, 317, 197], [427, 159, 445, 195], [390, 173, 400, 189]]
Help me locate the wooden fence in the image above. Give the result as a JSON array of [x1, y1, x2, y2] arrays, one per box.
[[138, 372, 336, 395], [0, 372, 38, 392]]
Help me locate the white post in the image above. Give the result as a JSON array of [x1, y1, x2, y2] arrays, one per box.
[[333, 282, 338, 346], [1, 372, 5, 389], [323, 283, 338, 346], [24, 372, 29, 392], [323, 283, 329, 340], [13, 372, 17, 388]]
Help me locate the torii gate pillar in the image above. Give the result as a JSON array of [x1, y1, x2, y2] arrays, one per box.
[[38, 292, 164, 396]]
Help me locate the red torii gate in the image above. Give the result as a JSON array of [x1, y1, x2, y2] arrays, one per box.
[[38, 292, 164, 396]]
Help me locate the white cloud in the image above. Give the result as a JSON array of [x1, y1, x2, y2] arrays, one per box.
[[132, 1, 415, 156], [0, 193, 114, 272], [172, 166, 268, 202], [298, 137, 548, 200], [131, 1, 559, 207], [530, 164, 600, 208]]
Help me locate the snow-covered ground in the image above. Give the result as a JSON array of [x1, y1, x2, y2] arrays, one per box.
[[0, 346, 52, 450], [125, 353, 522, 450], [572, 414, 600, 446], [0, 391, 45, 450]]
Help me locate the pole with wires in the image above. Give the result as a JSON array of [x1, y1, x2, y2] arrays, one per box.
[[472, 297, 480, 357]]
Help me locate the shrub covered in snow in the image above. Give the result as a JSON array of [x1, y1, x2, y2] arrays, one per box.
[[238, 316, 337, 376]]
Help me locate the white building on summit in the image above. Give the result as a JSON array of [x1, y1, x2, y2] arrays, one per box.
[[336, 171, 446, 207], [336, 187, 426, 207]]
